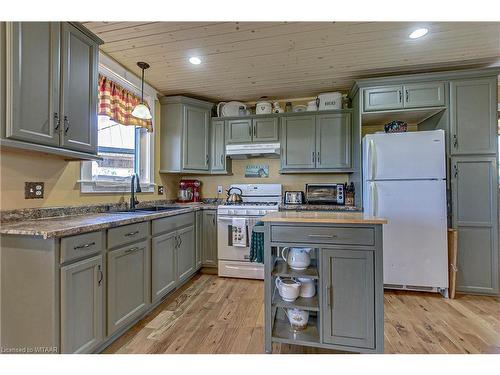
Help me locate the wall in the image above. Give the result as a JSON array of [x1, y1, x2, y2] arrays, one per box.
[[183, 157, 350, 199], [0, 102, 181, 210]]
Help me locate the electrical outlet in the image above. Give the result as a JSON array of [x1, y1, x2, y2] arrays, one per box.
[[158, 185, 164, 195], [217, 185, 223, 194], [25, 182, 44, 199]]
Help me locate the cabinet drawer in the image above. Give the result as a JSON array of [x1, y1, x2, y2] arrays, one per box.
[[271, 226, 375, 246], [152, 212, 194, 236], [107, 222, 149, 249], [60, 231, 103, 264]]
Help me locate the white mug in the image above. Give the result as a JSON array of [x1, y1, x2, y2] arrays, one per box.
[[275, 277, 301, 302], [297, 277, 316, 298]]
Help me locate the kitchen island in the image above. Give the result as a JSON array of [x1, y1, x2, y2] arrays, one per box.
[[261, 211, 387, 354]]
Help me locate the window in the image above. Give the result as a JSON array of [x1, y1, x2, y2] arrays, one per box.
[[80, 55, 155, 193]]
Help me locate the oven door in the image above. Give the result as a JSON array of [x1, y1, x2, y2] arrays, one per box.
[[217, 215, 261, 262]]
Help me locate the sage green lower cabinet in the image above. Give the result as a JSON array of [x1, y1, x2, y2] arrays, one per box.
[[202, 210, 218, 267], [226, 118, 252, 143], [60, 254, 104, 354], [195, 210, 203, 269], [176, 225, 196, 283], [316, 113, 352, 170], [451, 156, 499, 295], [252, 117, 279, 142], [107, 240, 151, 335], [151, 231, 177, 303], [281, 115, 316, 170], [321, 249, 374, 349]]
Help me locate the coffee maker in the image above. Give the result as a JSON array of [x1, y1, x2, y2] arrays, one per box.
[[177, 179, 201, 203]]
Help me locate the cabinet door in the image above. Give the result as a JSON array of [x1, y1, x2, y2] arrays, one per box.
[[452, 156, 499, 294], [210, 120, 226, 172], [107, 240, 150, 335], [450, 77, 497, 155], [177, 225, 196, 283], [202, 210, 218, 267], [322, 249, 375, 349], [60, 254, 103, 353], [151, 231, 176, 303], [363, 86, 403, 112], [226, 119, 252, 144], [182, 105, 210, 171], [60, 23, 98, 153], [195, 210, 203, 269], [403, 82, 445, 108], [316, 113, 351, 170], [281, 115, 316, 170], [5, 22, 60, 146], [252, 117, 279, 142]]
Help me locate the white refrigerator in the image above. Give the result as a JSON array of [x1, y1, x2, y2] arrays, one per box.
[[363, 130, 448, 292]]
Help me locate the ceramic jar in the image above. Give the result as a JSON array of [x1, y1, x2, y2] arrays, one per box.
[[297, 277, 316, 298], [281, 247, 312, 270], [275, 277, 301, 302], [286, 308, 309, 331]]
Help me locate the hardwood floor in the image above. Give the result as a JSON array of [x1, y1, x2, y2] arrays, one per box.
[[103, 273, 500, 354]]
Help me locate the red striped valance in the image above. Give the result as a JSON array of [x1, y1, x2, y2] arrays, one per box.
[[98, 74, 153, 132]]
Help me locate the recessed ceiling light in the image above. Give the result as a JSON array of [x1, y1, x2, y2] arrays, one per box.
[[409, 28, 429, 39], [189, 56, 202, 65]]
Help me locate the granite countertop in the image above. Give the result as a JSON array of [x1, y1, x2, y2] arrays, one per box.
[[0, 202, 217, 239], [261, 211, 387, 224]]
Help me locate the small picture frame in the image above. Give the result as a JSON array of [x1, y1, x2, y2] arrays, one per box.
[[245, 165, 269, 178]]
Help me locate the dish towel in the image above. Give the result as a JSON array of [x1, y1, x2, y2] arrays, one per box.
[[250, 221, 264, 263], [232, 218, 247, 247]]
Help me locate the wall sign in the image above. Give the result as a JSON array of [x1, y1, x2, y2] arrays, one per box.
[[245, 165, 269, 178]]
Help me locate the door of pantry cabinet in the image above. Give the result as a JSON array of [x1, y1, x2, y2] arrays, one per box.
[[151, 231, 177, 303], [60, 23, 98, 154], [182, 105, 210, 171], [252, 117, 279, 142], [449, 77, 497, 155], [195, 210, 203, 269], [5, 22, 61, 147], [226, 119, 252, 144], [316, 113, 352, 170], [60, 254, 104, 353], [280, 115, 316, 170], [322, 248, 375, 349], [202, 210, 218, 267]]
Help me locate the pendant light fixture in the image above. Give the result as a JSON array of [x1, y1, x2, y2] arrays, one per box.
[[132, 61, 152, 120]]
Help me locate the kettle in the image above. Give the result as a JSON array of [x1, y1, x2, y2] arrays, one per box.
[[226, 187, 243, 203], [281, 247, 312, 270]]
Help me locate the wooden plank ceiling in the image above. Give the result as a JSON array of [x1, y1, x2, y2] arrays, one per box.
[[83, 22, 500, 101]]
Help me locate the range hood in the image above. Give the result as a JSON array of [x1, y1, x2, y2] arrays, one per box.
[[226, 143, 281, 159]]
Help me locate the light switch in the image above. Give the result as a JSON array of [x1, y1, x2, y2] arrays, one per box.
[[217, 185, 223, 194], [25, 182, 44, 199]]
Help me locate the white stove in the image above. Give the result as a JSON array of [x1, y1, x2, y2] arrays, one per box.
[[217, 184, 282, 280]]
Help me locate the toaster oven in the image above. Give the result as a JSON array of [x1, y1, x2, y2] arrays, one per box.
[[305, 184, 345, 205]]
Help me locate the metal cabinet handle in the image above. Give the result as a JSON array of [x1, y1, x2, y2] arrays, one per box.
[[206, 154, 209, 165], [454, 164, 458, 178], [405, 89, 409, 102], [124, 246, 140, 254], [212, 215, 216, 225], [398, 90, 402, 103], [74, 241, 96, 250], [453, 134, 458, 148], [327, 285, 332, 307], [317, 151, 321, 164], [63, 116, 69, 134], [308, 234, 337, 239], [125, 230, 140, 237], [220, 154, 224, 165], [178, 235, 182, 247], [97, 265, 103, 286], [312, 151, 315, 163], [54, 112, 60, 131], [253, 123, 256, 138]]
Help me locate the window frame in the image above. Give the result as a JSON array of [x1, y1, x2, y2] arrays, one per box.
[[80, 53, 157, 194]]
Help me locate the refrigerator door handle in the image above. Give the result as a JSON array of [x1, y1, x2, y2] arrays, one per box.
[[367, 139, 375, 180], [370, 182, 377, 216]]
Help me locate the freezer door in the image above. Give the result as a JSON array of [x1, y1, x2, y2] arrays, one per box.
[[370, 179, 448, 288], [363, 130, 446, 180]]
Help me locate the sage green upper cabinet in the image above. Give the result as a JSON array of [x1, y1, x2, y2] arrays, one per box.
[[281, 115, 316, 170], [252, 117, 279, 142], [60, 254, 104, 354], [450, 77, 497, 155], [403, 82, 445, 108], [452, 156, 499, 295], [183, 105, 210, 171], [316, 113, 351, 170], [210, 119, 226, 173], [176, 225, 195, 283], [363, 86, 403, 112], [322, 249, 375, 349], [226, 119, 252, 144], [4, 22, 61, 147], [107, 240, 150, 335], [151, 231, 176, 303], [60, 23, 98, 154], [160, 96, 214, 173]]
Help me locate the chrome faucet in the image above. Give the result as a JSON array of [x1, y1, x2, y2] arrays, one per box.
[[130, 173, 142, 210]]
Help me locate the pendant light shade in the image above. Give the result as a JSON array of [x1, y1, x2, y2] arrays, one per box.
[[132, 61, 152, 120]]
